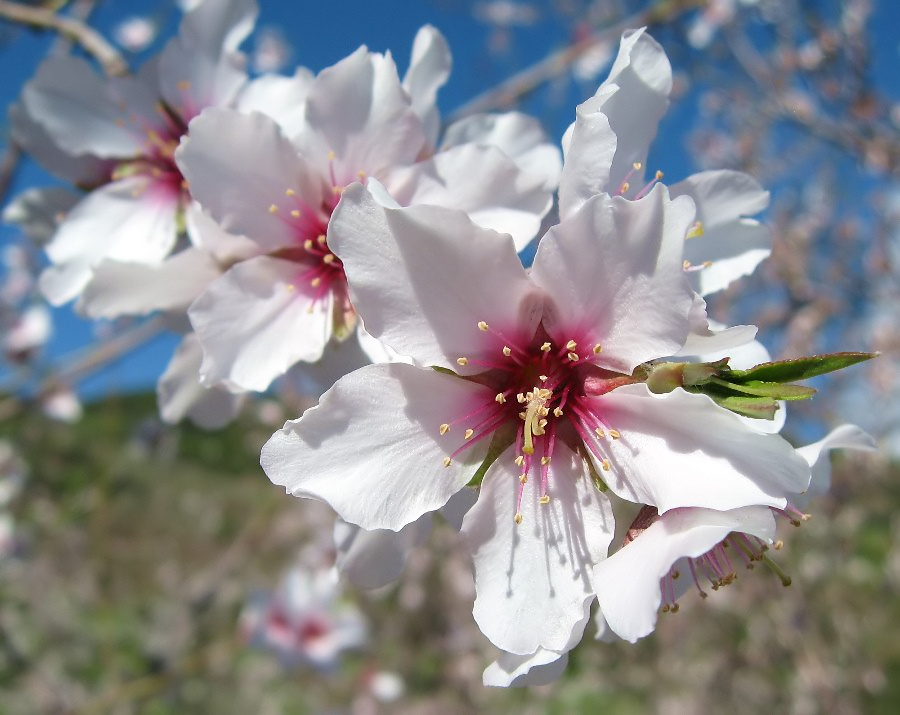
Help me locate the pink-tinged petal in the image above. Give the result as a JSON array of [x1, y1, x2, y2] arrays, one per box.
[[402, 25, 451, 147], [41, 177, 179, 305], [384, 144, 550, 250], [674, 170, 772, 295], [594, 506, 775, 643], [334, 515, 432, 589], [292, 48, 426, 180], [235, 69, 314, 132], [329, 184, 543, 371], [157, 333, 245, 429], [558, 93, 618, 219], [157, 39, 247, 118], [795, 424, 877, 505], [261, 363, 491, 530], [583, 28, 671, 195], [22, 56, 160, 159], [592, 383, 810, 512], [531, 185, 695, 373], [9, 105, 110, 186], [442, 111, 563, 192], [677, 295, 759, 357], [176, 108, 325, 250], [189, 256, 331, 392], [183, 202, 259, 263], [462, 445, 615, 655], [483, 648, 569, 687], [78, 248, 221, 319]]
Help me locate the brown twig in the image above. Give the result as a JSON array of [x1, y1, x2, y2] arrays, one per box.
[[0, 0, 128, 77]]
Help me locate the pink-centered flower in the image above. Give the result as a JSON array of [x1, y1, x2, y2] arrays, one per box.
[[262, 182, 810, 656]]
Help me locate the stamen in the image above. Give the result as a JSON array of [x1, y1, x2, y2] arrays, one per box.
[[464, 429, 475, 440], [268, 204, 279, 214], [539, 495, 550, 505], [514, 513, 523, 525], [540, 342, 552, 352], [457, 357, 469, 366], [286, 188, 296, 197], [514, 455, 524, 467], [593, 343, 603, 354], [502, 346, 512, 357], [565, 340, 577, 351], [495, 393, 506, 404], [609, 429, 621, 440], [477, 321, 489, 331], [442, 457, 451, 468], [439, 423, 450, 435]]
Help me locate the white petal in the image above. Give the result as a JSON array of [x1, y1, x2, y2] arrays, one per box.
[[483, 648, 569, 687], [286, 330, 374, 401], [329, 184, 543, 371], [441, 111, 563, 192], [176, 0, 257, 57], [594, 506, 775, 642], [157, 333, 245, 429], [462, 445, 615, 654], [384, 144, 550, 250], [2, 187, 80, 245], [592, 384, 811, 512], [334, 515, 432, 589], [189, 256, 332, 392], [677, 294, 759, 356], [235, 69, 314, 131], [795, 424, 877, 504], [176, 108, 325, 249], [292, 47, 426, 179], [402, 25, 451, 147], [261, 363, 490, 530], [584, 28, 672, 195], [531, 185, 695, 373], [157, 39, 247, 119], [558, 94, 618, 219]]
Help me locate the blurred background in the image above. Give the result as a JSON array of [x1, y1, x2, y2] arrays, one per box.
[[0, 0, 899, 712]]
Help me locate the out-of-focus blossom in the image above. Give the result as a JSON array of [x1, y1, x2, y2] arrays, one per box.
[[473, 1, 540, 27], [113, 16, 159, 53], [41, 386, 83, 423], [3, 304, 51, 362], [251, 26, 292, 74], [241, 563, 367, 671]]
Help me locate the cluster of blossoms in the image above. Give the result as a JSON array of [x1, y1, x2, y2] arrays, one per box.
[[7, 0, 876, 687]]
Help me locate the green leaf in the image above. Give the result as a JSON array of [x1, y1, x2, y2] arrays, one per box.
[[707, 377, 817, 401], [466, 424, 515, 488], [727, 352, 876, 384], [708, 394, 780, 420]]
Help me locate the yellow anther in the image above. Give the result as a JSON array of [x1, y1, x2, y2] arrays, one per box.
[[457, 357, 469, 366], [593, 343, 603, 354], [683, 260, 692, 269], [702, 261, 713, 268], [477, 321, 489, 331], [565, 339, 577, 351], [540, 456, 550, 465], [655, 170, 664, 180], [539, 495, 551, 505], [567, 352, 579, 362], [357, 170, 366, 179], [323, 254, 335, 264], [633, 161, 643, 170], [332, 185, 343, 194], [539, 375, 548, 382], [514, 513, 523, 525], [518, 411, 526, 419], [601, 459, 611, 471], [595, 427, 606, 439], [517, 393, 526, 404], [553, 407, 563, 417], [317, 234, 327, 245], [442, 457, 452, 468], [540, 342, 552, 352], [464, 429, 475, 440], [176, 80, 191, 91], [519, 473, 528, 484], [285, 188, 296, 196], [268, 204, 279, 214], [304, 239, 314, 250], [310, 277, 322, 287], [514, 455, 524, 467], [495, 393, 506, 404], [327, 150, 336, 161], [620, 182, 630, 194], [502, 346, 512, 357], [286, 284, 295, 292], [774, 540, 784, 550], [290, 209, 301, 218], [686, 221, 704, 239], [439, 423, 450, 435], [609, 429, 621, 440]]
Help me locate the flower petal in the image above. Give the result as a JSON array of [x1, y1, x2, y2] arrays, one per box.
[[531, 185, 695, 373], [334, 515, 432, 589], [261, 363, 491, 530], [329, 184, 543, 371], [462, 445, 614, 655], [591, 383, 811, 512], [483, 648, 569, 687], [189, 256, 332, 391], [594, 506, 775, 642], [795, 424, 877, 505], [402, 25, 451, 147]]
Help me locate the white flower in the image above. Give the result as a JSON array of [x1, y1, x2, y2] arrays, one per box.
[[261, 181, 809, 657], [177, 27, 559, 393]]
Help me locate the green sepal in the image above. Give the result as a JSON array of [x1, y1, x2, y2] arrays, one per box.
[[708, 394, 780, 420], [726, 352, 876, 384], [466, 423, 515, 488], [706, 377, 817, 401]]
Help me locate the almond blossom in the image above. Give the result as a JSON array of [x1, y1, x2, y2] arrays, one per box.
[[177, 28, 559, 393], [261, 181, 810, 659]]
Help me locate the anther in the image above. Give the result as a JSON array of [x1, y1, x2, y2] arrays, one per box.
[[268, 204, 278, 214], [317, 234, 327, 245], [514, 513, 523, 525], [502, 346, 512, 357], [310, 277, 321, 287], [620, 181, 630, 194], [357, 171, 366, 179], [601, 459, 611, 471], [290, 209, 300, 218], [540, 456, 550, 465], [539, 495, 551, 505], [442, 457, 452, 468], [595, 427, 606, 439], [540, 342, 552, 352], [686, 221, 704, 239], [304, 239, 314, 250], [774, 540, 784, 550], [177, 80, 191, 91], [609, 429, 621, 439], [633, 161, 643, 170], [322, 254, 335, 264], [593, 343, 603, 354], [439, 423, 450, 435], [514, 455, 524, 467], [477, 321, 489, 331], [539, 375, 548, 382], [683, 260, 692, 270], [327, 150, 336, 161], [457, 357, 469, 366], [567, 352, 579, 362], [464, 429, 475, 440], [495, 393, 506, 404], [517, 393, 526, 403], [553, 407, 563, 417], [565, 339, 577, 351], [519, 474, 527, 484], [286, 188, 296, 196]]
